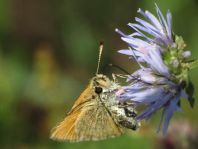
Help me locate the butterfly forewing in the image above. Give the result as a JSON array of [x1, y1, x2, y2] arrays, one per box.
[[50, 83, 93, 141]]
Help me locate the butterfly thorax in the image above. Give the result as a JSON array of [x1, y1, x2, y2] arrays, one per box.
[[91, 74, 120, 104], [91, 74, 140, 130]]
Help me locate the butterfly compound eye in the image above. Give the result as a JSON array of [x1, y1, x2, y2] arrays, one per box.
[[95, 86, 103, 94]]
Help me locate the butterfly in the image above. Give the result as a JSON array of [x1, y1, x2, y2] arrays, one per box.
[[50, 43, 140, 142]]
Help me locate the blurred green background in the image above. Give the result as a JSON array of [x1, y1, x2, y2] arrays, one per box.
[[0, 0, 198, 148]]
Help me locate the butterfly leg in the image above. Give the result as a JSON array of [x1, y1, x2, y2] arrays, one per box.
[[116, 110, 140, 131], [116, 101, 141, 130], [118, 101, 137, 118], [118, 119, 138, 130], [112, 73, 128, 82]]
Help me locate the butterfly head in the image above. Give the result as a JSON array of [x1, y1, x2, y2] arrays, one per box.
[[91, 74, 112, 94]]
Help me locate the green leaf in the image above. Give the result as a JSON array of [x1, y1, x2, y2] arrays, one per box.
[[185, 81, 195, 108], [188, 59, 198, 69]]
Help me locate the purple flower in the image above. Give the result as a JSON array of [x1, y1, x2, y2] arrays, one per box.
[[116, 4, 195, 134], [117, 68, 187, 134], [116, 4, 173, 50]]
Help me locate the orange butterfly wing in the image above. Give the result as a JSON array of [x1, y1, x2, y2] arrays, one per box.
[[50, 84, 94, 141]]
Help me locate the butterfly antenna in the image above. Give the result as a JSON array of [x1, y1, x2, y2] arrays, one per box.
[[96, 42, 103, 75], [109, 63, 131, 75]]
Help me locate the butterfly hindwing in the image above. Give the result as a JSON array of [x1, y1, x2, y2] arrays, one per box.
[[75, 102, 123, 141]]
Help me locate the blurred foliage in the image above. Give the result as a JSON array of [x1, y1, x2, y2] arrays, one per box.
[[0, 0, 198, 148]]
